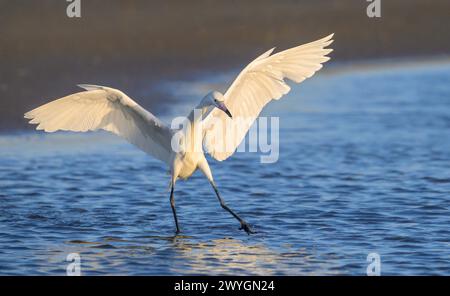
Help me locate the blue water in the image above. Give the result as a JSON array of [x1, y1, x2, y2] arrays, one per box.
[[1, 60, 450, 275]]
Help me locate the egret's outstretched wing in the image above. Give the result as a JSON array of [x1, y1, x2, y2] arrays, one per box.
[[203, 34, 334, 161], [24, 84, 173, 164]]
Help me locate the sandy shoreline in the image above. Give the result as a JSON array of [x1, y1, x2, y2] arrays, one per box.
[[1, 0, 449, 131], [3, 55, 449, 135]]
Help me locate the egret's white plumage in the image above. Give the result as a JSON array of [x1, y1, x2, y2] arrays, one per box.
[[25, 34, 334, 234], [203, 34, 333, 160], [25, 85, 174, 164]]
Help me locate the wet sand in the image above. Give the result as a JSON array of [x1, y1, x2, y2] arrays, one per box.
[[1, 0, 449, 130]]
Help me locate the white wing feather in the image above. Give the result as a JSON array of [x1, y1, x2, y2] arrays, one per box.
[[24, 84, 173, 164], [203, 34, 334, 161]]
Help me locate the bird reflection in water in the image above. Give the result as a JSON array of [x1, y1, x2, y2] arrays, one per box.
[[40, 235, 340, 275]]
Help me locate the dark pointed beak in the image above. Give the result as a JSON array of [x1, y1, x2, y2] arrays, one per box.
[[217, 101, 233, 118]]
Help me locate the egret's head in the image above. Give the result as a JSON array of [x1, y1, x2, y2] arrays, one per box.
[[204, 91, 232, 118]]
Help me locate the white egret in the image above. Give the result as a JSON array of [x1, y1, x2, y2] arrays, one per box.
[[24, 34, 333, 234]]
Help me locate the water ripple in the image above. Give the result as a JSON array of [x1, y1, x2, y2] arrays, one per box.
[[1, 62, 450, 274]]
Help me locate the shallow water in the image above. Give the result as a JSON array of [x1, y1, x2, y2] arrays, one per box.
[[1, 61, 450, 275]]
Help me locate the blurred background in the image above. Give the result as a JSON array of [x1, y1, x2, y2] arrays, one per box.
[[1, 0, 450, 275], [1, 0, 449, 131]]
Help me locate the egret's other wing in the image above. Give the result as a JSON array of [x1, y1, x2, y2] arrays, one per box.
[[203, 34, 334, 161], [25, 84, 173, 164]]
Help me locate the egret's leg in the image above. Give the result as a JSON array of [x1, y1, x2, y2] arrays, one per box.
[[170, 185, 180, 234], [211, 182, 255, 235]]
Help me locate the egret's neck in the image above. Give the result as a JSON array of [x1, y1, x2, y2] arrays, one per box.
[[187, 103, 211, 126], [182, 102, 212, 151]]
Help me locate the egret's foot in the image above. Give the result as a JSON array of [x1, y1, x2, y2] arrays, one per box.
[[239, 221, 255, 235]]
